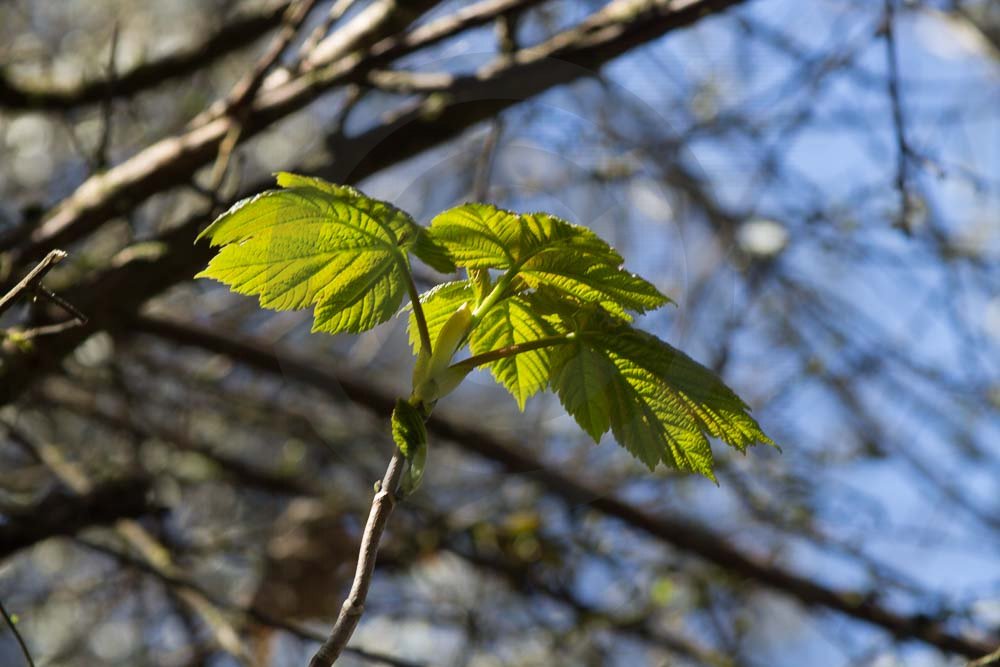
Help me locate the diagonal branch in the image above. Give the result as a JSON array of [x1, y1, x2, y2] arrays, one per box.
[[5, 0, 738, 269]]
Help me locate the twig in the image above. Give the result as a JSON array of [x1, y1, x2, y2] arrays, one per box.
[[34, 286, 88, 325], [473, 119, 503, 200], [883, 0, 912, 231], [207, 0, 321, 194], [95, 22, 120, 171], [308, 450, 406, 667], [0, 598, 35, 667], [969, 646, 1000, 667], [295, 0, 363, 70], [0, 250, 67, 318], [226, 0, 321, 112]]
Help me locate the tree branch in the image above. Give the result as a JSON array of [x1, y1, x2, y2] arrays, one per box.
[[5, 0, 723, 268]]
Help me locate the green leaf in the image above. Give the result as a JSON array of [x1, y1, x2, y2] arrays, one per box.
[[430, 205, 668, 317], [406, 281, 474, 352], [520, 252, 668, 319], [197, 175, 445, 335], [428, 203, 520, 268], [468, 295, 558, 410], [549, 314, 772, 478], [274, 172, 455, 273], [197, 191, 404, 334], [392, 399, 428, 494], [430, 205, 616, 269]]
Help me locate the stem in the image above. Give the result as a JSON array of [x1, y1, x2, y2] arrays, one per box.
[[308, 448, 407, 667], [450, 333, 575, 371], [403, 261, 433, 355], [470, 265, 518, 322], [0, 598, 35, 667]]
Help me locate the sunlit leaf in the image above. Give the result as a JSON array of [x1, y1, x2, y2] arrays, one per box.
[[469, 295, 558, 410], [549, 311, 773, 478]]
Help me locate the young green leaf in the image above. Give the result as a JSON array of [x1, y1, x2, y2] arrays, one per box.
[[549, 312, 773, 478], [468, 295, 558, 410], [275, 172, 455, 273], [430, 205, 618, 269], [197, 175, 440, 335], [518, 252, 669, 320], [430, 205, 668, 318]]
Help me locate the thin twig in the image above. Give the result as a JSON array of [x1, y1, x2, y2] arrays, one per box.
[[0, 250, 67, 318], [883, 0, 912, 231], [472, 119, 503, 200], [14, 320, 85, 340], [207, 0, 321, 192], [33, 285, 88, 325], [227, 0, 321, 112], [968, 646, 1000, 667], [0, 598, 35, 667], [308, 449, 406, 667], [295, 0, 363, 70], [95, 22, 120, 171]]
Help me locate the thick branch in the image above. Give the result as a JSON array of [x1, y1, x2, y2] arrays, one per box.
[[0, 2, 293, 111], [5, 0, 737, 268]]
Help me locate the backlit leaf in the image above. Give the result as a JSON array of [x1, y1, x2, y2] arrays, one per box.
[[197, 178, 411, 335], [468, 295, 558, 410], [549, 312, 773, 478]]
